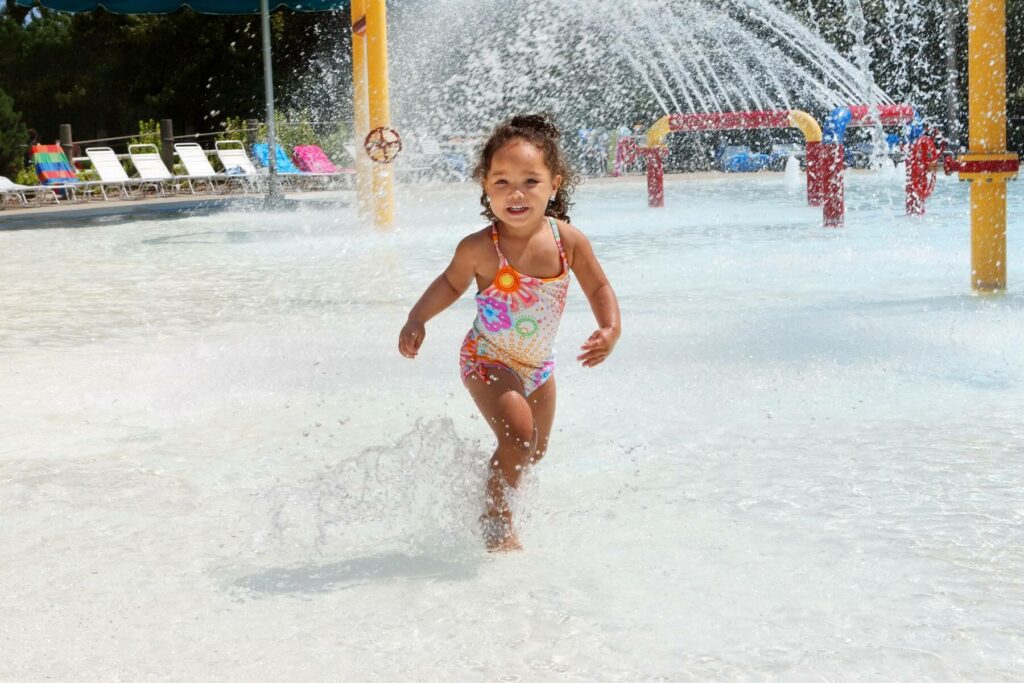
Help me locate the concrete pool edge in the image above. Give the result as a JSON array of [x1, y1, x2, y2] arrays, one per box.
[[0, 191, 354, 230], [0, 169, 950, 232]]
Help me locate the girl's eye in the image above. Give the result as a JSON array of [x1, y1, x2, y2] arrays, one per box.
[[526, 179, 539, 185], [495, 179, 507, 185]]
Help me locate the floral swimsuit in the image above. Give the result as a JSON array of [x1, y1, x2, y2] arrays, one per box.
[[460, 217, 570, 395]]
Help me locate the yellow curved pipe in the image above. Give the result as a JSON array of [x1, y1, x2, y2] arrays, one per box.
[[788, 110, 822, 143], [645, 110, 822, 148], [646, 116, 672, 148]]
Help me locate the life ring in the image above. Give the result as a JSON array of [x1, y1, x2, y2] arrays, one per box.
[[364, 127, 402, 164]]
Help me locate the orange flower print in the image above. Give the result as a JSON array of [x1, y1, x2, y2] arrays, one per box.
[[486, 266, 541, 312]]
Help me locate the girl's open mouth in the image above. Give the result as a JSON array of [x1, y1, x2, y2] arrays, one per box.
[[507, 205, 529, 216]]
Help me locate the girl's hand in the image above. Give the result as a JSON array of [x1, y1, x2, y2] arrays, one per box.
[[398, 319, 426, 359], [577, 327, 618, 367]]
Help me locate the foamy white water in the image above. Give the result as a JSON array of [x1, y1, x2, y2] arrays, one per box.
[[1, 173, 1022, 679]]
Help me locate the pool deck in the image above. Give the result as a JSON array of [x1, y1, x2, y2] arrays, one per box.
[[0, 171, 813, 230], [0, 189, 354, 230]]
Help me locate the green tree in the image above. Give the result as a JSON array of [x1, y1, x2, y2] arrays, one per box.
[[0, 87, 28, 176], [0, 6, 350, 148], [128, 119, 161, 148]]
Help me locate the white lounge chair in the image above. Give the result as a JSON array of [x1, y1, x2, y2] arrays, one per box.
[[0, 176, 59, 208], [214, 140, 263, 192], [127, 144, 184, 196], [173, 142, 238, 194], [85, 147, 160, 199]]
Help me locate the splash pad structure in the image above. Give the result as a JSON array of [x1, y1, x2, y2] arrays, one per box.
[[636, 109, 822, 208], [390, 0, 1017, 290], [817, 104, 937, 226], [635, 104, 946, 229]]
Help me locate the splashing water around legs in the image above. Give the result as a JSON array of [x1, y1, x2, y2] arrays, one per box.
[[262, 417, 492, 561], [465, 369, 557, 552]]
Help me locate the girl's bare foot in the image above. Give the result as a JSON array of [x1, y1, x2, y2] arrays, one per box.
[[490, 533, 522, 552], [480, 511, 522, 552]]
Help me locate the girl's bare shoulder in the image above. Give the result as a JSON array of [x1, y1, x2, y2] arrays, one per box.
[[457, 225, 494, 251], [553, 218, 585, 240], [553, 219, 590, 265], [453, 225, 497, 267]]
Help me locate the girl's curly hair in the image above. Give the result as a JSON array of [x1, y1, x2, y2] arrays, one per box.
[[473, 113, 579, 223]]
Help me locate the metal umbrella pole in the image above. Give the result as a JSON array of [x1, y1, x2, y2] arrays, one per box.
[[260, 0, 279, 201]]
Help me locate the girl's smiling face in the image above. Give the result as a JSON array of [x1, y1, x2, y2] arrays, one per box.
[[484, 138, 562, 228]]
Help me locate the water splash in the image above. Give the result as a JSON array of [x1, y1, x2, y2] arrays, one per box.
[[259, 418, 490, 559], [784, 155, 803, 192], [843, 0, 874, 100], [390, 0, 893, 135], [844, 0, 890, 167]]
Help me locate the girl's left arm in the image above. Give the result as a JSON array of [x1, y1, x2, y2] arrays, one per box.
[[564, 224, 621, 367]]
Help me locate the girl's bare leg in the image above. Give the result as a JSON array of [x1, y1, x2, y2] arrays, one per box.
[[528, 374, 557, 466], [465, 369, 557, 551]]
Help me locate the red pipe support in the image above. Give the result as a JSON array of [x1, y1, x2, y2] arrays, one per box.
[[668, 111, 793, 132], [822, 143, 845, 227], [805, 141, 824, 206], [847, 104, 916, 128], [906, 136, 940, 215], [641, 147, 669, 208], [944, 156, 1021, 174]]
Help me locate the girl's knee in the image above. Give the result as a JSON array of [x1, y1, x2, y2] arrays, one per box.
[[496, 429, 536, 457], [491, 415, 536, 453]]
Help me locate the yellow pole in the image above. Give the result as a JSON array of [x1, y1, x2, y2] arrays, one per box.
[[366, 0, 394, 228], [350, 0, 372, 219], [961, 0, 1018, 292]]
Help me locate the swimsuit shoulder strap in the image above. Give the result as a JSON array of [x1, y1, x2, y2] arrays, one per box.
[[489, 223, 508, 266], [548, 216, 568, 264]]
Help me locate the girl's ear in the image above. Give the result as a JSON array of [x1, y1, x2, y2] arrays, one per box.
[[552, 174, 563, 193]]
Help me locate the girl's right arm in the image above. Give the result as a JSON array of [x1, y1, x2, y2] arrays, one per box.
[[398, 235, 479, 359]]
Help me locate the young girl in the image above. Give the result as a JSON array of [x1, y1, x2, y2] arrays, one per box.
[[398, 114, 621, 552]]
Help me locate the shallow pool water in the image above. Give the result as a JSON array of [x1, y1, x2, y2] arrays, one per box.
[[1, 172, 1022, 679]]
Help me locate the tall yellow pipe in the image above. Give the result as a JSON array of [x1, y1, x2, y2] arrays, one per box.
[[964, 0, 1016, 292], [350, 0, 372, 219], [968, 0, 1006, 153], [365, 0, 394, 228]]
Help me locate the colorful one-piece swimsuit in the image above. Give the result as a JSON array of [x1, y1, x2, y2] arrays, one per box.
[[460, 217, 570, 396]]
